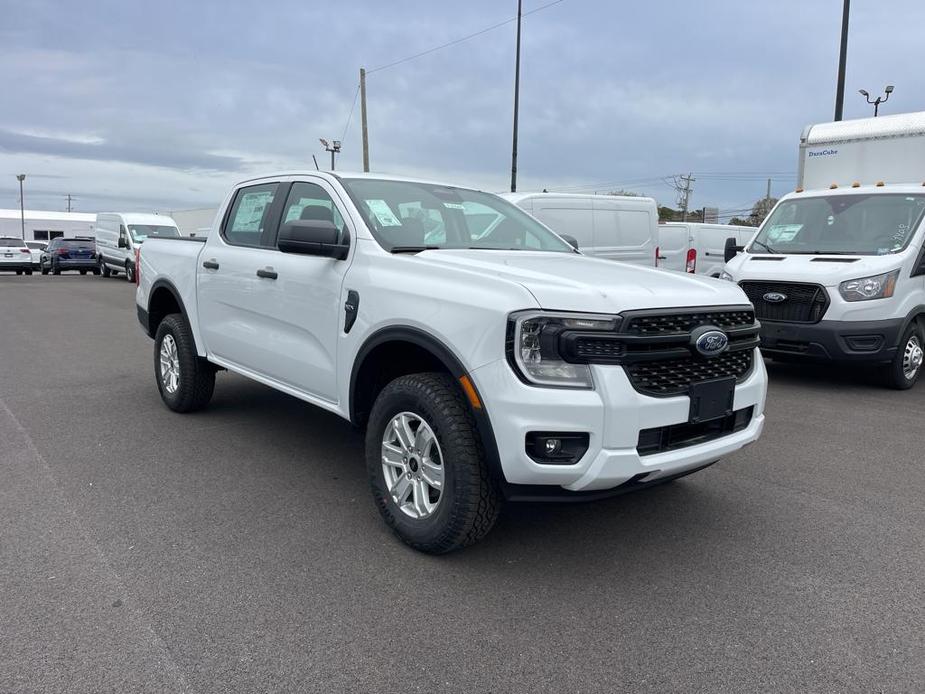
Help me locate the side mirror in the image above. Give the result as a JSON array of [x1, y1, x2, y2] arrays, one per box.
[[560, 234, 579, 250], [118, 237, 128, 249], [724, 236, 743, 263], [278, 219, 349, 260]]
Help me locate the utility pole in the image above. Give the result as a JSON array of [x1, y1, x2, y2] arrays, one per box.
[[16, 174, 26, 239], [834, 0, 850, 121], [360, 68, 370, 172], [672, 173, 694, 222], [766, 178, 772, 202], [510, 0, 523, 192], [66, 194, 74, 212]]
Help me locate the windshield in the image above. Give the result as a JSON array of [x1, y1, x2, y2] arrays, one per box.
[[340, 178, 573, 252], [751, 194, 925, 255], [128, 224, 180, 242]]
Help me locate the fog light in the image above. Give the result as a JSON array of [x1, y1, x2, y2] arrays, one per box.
[[525, 432, 590, 465]]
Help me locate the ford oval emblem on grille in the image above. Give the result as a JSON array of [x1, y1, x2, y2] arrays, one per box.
[[694, 330, 729, 357], [763, 292, 788, 303]]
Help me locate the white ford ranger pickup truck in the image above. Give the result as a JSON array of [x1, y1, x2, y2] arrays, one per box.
[[136, 172, 767, 553]]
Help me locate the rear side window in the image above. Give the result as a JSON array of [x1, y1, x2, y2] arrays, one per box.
[[223, 183, 279, 247], [0, 239, 25, 247]]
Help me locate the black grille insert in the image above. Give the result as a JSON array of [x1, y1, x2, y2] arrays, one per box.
[[739, 281, 829, 323], [637, 407, 754, 456], [623, 309, 755, 335], [625, 350, 754, 396]]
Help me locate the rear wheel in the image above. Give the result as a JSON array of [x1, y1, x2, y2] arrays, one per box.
[[153, 314, 215, 412], [24, 269, 32, 276], [366, 373, 500, 554], [125, 261, 135, 283], [41, 264, 49, 276], [15, 270, 22, 276], [883, 322, 924, 390], [52, 261, 61, 275], [79, 270, 87, 275]]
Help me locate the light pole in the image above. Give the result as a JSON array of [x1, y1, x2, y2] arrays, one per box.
[[859, 85, 893, 116], [510, 0, 523, 192], [319, 138, 342, 170], [834, 0, 850, 121], [16, 174, 26, 240]]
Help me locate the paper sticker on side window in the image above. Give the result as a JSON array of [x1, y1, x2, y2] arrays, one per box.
[[443, 202, 465, 210], [365, 199, 402, 227]]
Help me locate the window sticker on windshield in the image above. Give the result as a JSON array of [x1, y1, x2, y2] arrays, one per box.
[[443, 202, 465, 210], [366, 199, 402, 227], [766, 224, 802, 243]]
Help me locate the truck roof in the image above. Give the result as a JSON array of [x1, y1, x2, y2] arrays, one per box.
[[500, 192, 657, 204], [803, 111, 925, 145], [784, 183, 925, 200], [97, 212, 178, 225], [235, 170, 489, 192]]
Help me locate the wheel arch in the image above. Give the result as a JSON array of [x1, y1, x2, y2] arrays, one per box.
[[350, 326, 503, 482], [146, 279, 195, 345]]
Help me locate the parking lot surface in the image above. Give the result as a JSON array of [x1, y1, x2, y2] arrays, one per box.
[[1, 275, 923, 693]]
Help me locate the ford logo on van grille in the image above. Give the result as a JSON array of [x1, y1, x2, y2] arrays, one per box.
[[693, 329, 729, 357], [763, 292, 788, 303]]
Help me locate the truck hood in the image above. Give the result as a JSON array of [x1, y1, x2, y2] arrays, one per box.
[[727, 252, 906, 286], [414, 249, 751, 312]]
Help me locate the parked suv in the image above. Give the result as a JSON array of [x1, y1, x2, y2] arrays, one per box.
[[0, 237, 34, 275], [137, 172, 768, 552], [40, 238, 101, 275]]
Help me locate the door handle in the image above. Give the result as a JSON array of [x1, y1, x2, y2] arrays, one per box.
[[202, 259, 220, 270], [657, 255, 667, 261], [256, 268, 278, 280]]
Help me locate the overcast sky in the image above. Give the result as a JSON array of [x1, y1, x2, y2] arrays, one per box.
[[1, 0, 922, 218]]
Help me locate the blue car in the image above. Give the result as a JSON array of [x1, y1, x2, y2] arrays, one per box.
[[40, 238, 101, 276]]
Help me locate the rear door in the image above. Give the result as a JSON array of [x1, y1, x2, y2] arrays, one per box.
[[697, 225, 741, 277], [656, 224, 690, 272], [196, 181, 286, 371]]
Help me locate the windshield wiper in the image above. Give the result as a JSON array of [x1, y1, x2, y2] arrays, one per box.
[[750, 240, 777, 254], [389, 245, 440, 254]]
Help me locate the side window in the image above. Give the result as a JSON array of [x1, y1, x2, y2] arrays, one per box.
[[223, 183, 279, 247], [534, 206, 594, 248], [34, 230, 49, 241], [49, 231, 64, 240], [280, 182, 345, 240]]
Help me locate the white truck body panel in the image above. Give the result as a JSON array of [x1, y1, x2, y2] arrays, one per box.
[[501, 192, 659, 267], [138, 171, 767, 493], [798, 111, 925, 191]]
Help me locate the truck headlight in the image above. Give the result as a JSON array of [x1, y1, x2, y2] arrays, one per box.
[[719, 270, 734, 281], [838, 269, 899, 302], [507, 311, 619, 388]]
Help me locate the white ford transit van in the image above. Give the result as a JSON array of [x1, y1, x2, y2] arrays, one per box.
[[501, 193, 658, 266], [722, 111, 925, 389], [659, 223, 756, 276], [96, 213, 180, 282]]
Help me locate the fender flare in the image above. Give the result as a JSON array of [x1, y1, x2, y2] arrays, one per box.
[[146, 279, 195, 341], [350, 326, 504, 482]]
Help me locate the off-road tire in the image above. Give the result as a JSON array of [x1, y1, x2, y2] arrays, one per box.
[[153, 313, 215, 412], [366, 372, 501, 553], [883, 321, 924, 390]]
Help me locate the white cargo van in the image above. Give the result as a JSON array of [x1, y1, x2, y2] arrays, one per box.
[[501, 193, 658, 266], [96, 213, 180, 282], [658, 223, 756, 276], [722, 111, 925, 389]]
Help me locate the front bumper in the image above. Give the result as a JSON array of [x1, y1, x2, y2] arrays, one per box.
[[759, 318, 904, 363], [470, 350, 767, 493]]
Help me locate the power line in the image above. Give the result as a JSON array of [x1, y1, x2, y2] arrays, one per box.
[[366, 0, 566, 75], [340, 84, 360, 142]]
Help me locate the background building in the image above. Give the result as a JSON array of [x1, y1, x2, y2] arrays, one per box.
[[0, 209, 96, 241], [168, 207, 218, 237]]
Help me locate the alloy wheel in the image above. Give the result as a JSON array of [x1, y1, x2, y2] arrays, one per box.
[[159, 334, 181, 393], [381, 411, 444, 519]]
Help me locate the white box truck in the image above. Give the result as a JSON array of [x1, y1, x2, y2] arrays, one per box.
[[722, 111, 925, 389]]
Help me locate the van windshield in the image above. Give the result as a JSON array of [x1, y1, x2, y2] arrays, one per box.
[[128, 225, 180, 242], [751, 194, 925, 255], [340, 178, 573, 252]]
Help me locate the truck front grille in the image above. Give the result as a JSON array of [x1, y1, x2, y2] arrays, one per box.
[[625, 349, 754, 397], [623, 309, 755, 335], [739, 281, 829, 323]]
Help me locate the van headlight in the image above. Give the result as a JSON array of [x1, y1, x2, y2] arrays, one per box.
[[507, 311, 620, 388], [838, 269, 899, 302]]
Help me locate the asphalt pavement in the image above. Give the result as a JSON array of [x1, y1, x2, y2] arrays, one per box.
[[1, 274, 923, 693]]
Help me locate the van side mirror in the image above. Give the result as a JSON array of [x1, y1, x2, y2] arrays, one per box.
[[724, 236, 743, 263], [560, 234, 579, 250], [118, 237, 128, 249], [278, 219, 349, 260]]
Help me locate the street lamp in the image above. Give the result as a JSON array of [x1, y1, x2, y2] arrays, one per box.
[[16, 174, 26, 240], [859, 85, 894, 117], [319, 138, 342, 171]]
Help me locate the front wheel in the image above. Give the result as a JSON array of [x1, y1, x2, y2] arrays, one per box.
[[883, 322, 924, 390], [100, 262, 110, 277], [125, 262, 135, 283], [366, 373, 500, 554], [153, 314, 215, 412]]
